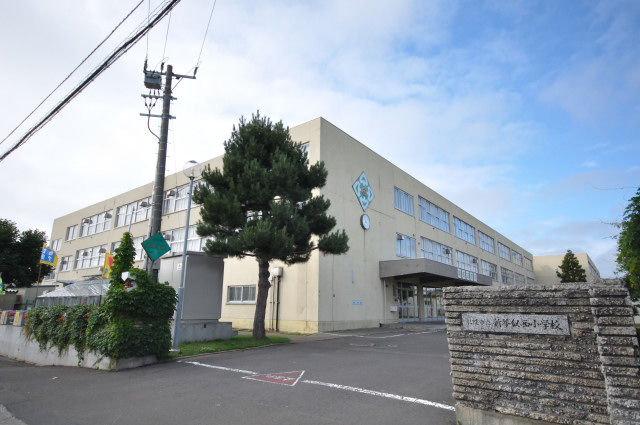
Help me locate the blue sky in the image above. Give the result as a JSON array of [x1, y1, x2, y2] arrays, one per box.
[[0, 0, 638, 278]]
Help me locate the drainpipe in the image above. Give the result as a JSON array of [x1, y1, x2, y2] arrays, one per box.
[[275, 275, 281, 332]]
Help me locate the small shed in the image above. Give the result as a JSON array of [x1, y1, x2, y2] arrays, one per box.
[[35, 279, 110, 307]]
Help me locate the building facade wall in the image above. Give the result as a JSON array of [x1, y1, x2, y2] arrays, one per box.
[[47, 117, 536, 333], [533, 253, 601, 284]]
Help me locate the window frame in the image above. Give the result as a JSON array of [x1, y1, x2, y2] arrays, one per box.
[[498, 242, 511, 260], [420, 237, 452, 265], [394, 187, 414, 216], [227, 285, 256, 304], [480, 260, 498, 281], [65, 225, 78, 241], [478, 231, 495, 254], [418, 197, 450, 232], [396, 233, 416, 259], [453, 217, 476, 244]]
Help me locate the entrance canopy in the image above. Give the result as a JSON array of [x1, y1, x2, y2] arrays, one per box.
[[379, 258, 492, 287]]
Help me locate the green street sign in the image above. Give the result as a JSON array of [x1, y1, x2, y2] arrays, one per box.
[[141, 232, 171, 261]]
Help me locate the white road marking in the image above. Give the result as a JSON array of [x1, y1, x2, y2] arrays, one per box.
[[302, 380, 455, 411], [179, 360, 257, 375], [324, 330, 438, 339], [179, 360, 454, 411]]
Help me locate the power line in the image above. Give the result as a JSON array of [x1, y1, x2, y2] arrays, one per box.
[[0, 0, 183, 163], [0, 0, 146, 149], [194, 0, 218, 75]]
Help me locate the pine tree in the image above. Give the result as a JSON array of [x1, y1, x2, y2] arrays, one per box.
[[616, 187, 640, 300], [194, 112, 349, 339], [556, 250, 587, 283]]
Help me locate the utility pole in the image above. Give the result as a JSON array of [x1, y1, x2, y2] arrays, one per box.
[[140, 64, 195, 281]]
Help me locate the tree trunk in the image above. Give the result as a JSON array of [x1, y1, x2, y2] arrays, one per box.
[[252, 258, 271, 339]]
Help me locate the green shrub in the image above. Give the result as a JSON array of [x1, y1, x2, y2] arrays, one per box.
[[25, 268, 177, 363], [24, 304, 95, 361]]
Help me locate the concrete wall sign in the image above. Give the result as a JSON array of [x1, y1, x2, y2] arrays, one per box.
[[462, 312, 570, 335]]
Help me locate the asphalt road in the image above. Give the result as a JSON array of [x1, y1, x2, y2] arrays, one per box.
[[0, 327, 456, 425]]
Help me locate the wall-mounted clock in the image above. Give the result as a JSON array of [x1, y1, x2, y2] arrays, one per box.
[[360, 213, 371, 230]]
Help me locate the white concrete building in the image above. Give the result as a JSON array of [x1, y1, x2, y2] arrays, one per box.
[[46, 117, 536, 332]]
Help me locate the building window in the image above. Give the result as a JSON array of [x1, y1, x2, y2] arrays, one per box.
[[75, 245, 107, 270], [481, 260, 498, 281], [394, 187, 414, 216], [511, 250, 523, 267], [65, 225, 78, 241], [526, 277, 536, 285], [60, 256, 72, 272], [116, 198, 151, 227], [453, 217, 475, 244], [111, 237, 145, 261], [227, 285, 256, 303], [418, 197, 449, 232], [456, 251, 478, 273], [478, 231, 495, 254], [396, 233, 416, 259], [80, 211, 113, 237], [420, 237, 452, 265], [515, 272, 525, 285], [163, 183, 191, 214], [456, 251, 478, 282], [498, 242, 511, 260], [500, 267, 514, 285], [51, 239, 62, 251], [523, 257, 533, 272], [165, 226, 208, 254]]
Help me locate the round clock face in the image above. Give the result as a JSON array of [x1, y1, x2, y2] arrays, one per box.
[[360, 214, 370, 230]]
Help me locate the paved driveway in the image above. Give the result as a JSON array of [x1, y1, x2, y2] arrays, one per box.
[[0, 327, 456, 425]]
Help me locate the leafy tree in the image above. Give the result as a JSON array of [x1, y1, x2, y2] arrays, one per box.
[[194, 112, 349, 339], [110, 232, 136, 287], [556, 249, 587, 283], [616, 187, 640, 300], [0, 219, 52, 287]]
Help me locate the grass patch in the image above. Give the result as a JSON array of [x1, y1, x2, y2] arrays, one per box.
[[169, 335, 290, 357]]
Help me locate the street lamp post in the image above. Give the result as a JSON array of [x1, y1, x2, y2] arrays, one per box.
[[172, 160, 202, 351]]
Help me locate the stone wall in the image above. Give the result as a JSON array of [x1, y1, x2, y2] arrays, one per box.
[[444, 281, 640, 425]]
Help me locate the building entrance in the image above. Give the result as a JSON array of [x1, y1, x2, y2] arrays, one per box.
[[397, 283, 419, 321], [423, 287, 445, 321]]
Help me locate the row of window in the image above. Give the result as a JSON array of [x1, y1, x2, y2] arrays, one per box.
[[56, 225, 211, 273], [63, 182, 207, 243], [396, 233, 535, 284], [394, 187, 531, 270]]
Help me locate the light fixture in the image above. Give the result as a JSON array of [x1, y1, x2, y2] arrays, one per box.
[[99, 247, 107, 253], [183, 159, 203, 180], [174, 160, 202, 351], [444, 248, 451, 255], [103, 212, 112, 219], [139, 201, 149, 208], [163, 233, 172, 241], [396, 234, 404, 241], [82, 252, 89, 257], [82, 218, 92, 224], [166, 190, 176, 198], [472, 258, 477, 264]]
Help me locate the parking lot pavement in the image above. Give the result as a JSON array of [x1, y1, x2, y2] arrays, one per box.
[[239, 321, 448, 343], [1, 325, 456, 425]]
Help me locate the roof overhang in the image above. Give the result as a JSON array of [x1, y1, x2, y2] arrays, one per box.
[[379, 258, 492, 287]]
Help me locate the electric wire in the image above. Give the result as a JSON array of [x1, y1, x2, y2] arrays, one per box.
[[0, 0, 183, 163], [162, 11, 173, 69], [0, 0, 146, 149], [194, 0, 217, 76]]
